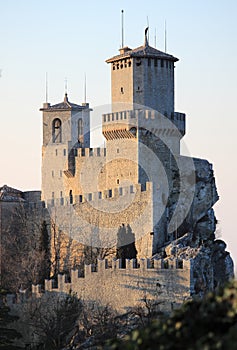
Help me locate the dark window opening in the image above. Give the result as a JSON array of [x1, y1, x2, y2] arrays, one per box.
[[69, 190, 73, 204], [63, 149, 66, 156], [117, 179, 120, 184], [136, 59, 141, 66], [108, 189, 112, 198], [148, 58, 151, 66], [98, 191, 102, 199], [79, 195, 83, 203], [154, 58, 158, 67], [161, 59, 164, 68], [121, 87, 124, 94]]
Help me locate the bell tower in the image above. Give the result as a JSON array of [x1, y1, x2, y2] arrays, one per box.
[[40, 93, 91, 205]]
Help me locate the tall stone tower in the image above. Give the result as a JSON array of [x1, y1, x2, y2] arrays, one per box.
[[106, 32, 178, 116], [40, 93, 91, 204], [103, 34, 186, 249]]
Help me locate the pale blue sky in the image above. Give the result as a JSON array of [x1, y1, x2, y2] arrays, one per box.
[[1, 0, 237, 268]]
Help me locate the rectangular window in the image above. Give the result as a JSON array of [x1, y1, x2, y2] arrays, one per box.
[[154, 58, 158, 67], [81, 148, 85, 156], [148, 58, 151, 66], [119, 187, 123, 196], [55, 149, 58, 156], [98, 191, 102, 199], [108, 189, 112, 198], [103, 115, 106, 122], [51, 192, 54, 207], [97, 148, 101, 156], [161, 59, 164, 68], [89, 148, 93, 156], [79, 195, 83, 203], [60, 197, 64, 205], [88, 193, 92, 201], [63, 149, 66, 156], [130, 185, 134, 193]]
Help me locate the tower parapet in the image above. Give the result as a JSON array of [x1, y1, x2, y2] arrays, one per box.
[[102, 109, 185, 139]]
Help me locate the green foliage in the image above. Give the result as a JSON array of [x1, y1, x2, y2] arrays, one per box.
[[107, 280, 237, 350], [0, 289, 22, 349]]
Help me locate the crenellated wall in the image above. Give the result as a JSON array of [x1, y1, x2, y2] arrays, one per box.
[[46, 182, 154, 257], [32, 258, 194, 313]]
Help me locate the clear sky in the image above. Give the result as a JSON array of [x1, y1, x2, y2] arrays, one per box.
[[1, 0, 237, 269]]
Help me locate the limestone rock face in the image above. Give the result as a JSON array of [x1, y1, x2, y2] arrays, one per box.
[[162, 157, 234, 296], [164, 235, 233, 296]]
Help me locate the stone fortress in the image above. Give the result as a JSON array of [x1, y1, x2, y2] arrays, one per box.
[[1, 30, 234, 313]]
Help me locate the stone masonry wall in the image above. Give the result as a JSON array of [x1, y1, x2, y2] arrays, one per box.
[[32, 258, 193, 314]]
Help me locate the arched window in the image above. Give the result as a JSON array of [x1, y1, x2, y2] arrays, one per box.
[[52, 118, 62, 143], [78, 118, 84, 144]]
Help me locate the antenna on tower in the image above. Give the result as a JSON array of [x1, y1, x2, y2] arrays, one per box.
[[154, 28, 157, 48], [45, 72, 48, 103], [84, 73, 87, 103], [121, 9, 124, 48], [165, 20, 167, 53]]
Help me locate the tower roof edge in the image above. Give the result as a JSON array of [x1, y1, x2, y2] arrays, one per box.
[[106, 44, 178, 63]]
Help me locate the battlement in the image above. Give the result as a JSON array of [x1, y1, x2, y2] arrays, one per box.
[[75, 147, 106, 158], [32, 257, 193, 294], [102, 109, 185, 138], [32, 257, 194, 313], [46, 182, 152, 208]]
